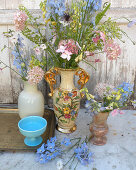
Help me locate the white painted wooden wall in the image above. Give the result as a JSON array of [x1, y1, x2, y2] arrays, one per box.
[[0, 0, 136, 103]]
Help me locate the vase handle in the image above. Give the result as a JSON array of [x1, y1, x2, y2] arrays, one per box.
[[44, 67, 59, 97], [75, 68, 90, 98]]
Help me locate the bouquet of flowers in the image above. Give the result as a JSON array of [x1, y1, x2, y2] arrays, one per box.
[[81, 82, 133, 115], [0, 31, 46, 84], [1, 0, 134, 73]]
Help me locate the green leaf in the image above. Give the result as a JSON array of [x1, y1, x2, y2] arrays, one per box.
[[95, 3, 111, 26], [58, 107, 63, 114], [56, 97, 59, 103]]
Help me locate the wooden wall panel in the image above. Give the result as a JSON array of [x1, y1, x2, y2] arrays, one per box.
[[0, 0, 6, 9], [20, 0, 41, 9], [103, 0, 136, 8], [5, 0, 21, 9], [82, 24, 136, 94], [0, 25, 13, 103], [0, 0, 136, 104]]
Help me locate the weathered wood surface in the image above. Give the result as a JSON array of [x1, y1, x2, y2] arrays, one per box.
[[0, 0, 136, 104]]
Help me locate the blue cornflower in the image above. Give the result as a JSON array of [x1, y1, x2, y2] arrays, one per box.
[[46, 141, 55, 152], [61, 137, 71, 146], [74, 142, 93, 166], [37, 143, 45, 154]]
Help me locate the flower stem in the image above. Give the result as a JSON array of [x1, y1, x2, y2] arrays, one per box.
[[0, 59, 26, 80], [64, 153, 75, 167], [82, 59, 96, 70]]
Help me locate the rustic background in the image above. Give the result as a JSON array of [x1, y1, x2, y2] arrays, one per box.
[[0, 0, 136, 105]]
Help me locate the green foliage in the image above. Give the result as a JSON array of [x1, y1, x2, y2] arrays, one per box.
[[98, 18, 123, 41], [95, 3, 111, 26]]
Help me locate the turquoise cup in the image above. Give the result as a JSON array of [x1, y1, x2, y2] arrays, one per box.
[[18, 116, 47, 146]]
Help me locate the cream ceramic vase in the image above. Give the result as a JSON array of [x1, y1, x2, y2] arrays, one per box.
[[18, 81, 44, 119], [45, 67, 89, 133]]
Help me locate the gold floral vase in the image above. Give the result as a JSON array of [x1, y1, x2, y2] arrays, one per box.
[[90, 112, 109, 145], [45, 67, 89, 133]]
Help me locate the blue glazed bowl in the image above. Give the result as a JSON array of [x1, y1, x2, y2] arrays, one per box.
[[18, 116, 47, 147]]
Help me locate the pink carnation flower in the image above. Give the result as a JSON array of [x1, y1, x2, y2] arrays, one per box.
[[105, 40, 121, 60], [27, 66, 44, 84], [14, 11, 28, 31]]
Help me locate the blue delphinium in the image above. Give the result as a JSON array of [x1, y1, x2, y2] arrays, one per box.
[[12, 34, 29, 77], [36, 136, 71, 164], [117, 82, 133, 105], [85, 0, 102, 10], [61, 137, 71, 146], [45, 0, 66, 19], [74, 142, 93, 166]]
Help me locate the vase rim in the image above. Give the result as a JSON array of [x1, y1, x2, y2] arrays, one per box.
[[57, 67, 79, 71]]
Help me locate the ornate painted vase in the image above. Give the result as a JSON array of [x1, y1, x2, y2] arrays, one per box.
[[90, 111, 109, 145], [18, 81, 44, 119], [45, 67, 89, 133]]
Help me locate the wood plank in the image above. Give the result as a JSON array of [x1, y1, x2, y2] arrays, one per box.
[[20, 0, 41, 9], [0, 0, 6, 9], [103, 0, 136, 8], [0, 25, 13, 103], [5, 0, 21, 9], [0, 8, 136, 25]]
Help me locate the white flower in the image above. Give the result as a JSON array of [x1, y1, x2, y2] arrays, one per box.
[[56, 45, 66, 53], [40, 44, 47, 50], [59, 20, 70, 27], [56, 45, 72, 61], [61, 51, 72, 61], [56, 159, 63, 170]]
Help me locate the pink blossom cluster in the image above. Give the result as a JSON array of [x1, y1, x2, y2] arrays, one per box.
[[92, 31, 106, 44], [104, 40, 121, 60], [27, 66, 44, 84], [56, 39, 79, 61], [95, 83, 114, 98], [14, 11, 28, 31], [111, 109, 124, 116]]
